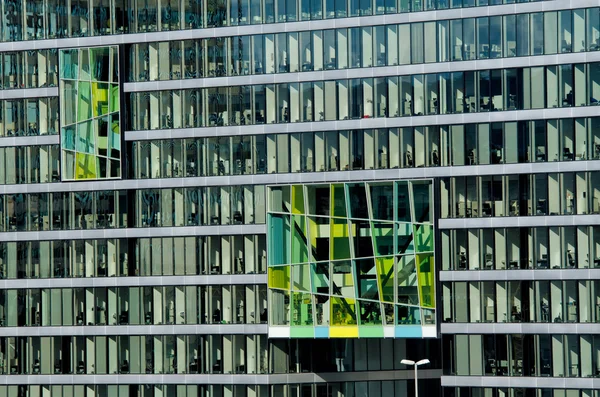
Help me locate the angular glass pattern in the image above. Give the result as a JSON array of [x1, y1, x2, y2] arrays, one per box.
[[267, 180, 435, 338], [59, 46, 121, 180]]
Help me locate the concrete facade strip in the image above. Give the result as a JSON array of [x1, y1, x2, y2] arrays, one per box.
[[0, 224, 267, 242], [0, 324, 268, 337], [0, 370, 443, 385], [0, 87, 58, 100], [0, 1, 577, 53], [123, 51, 600, 93], [438, 214, 600, 230], [440, 375, 600, 389], [0, 274, 267, 290], [440, 323, 600, 335], [0, 134, 59, 148], [124, 106, 600, 141], [3, 160, 600, 194], [439, 269, 600, 282]]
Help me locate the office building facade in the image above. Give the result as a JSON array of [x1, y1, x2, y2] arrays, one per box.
[[0, 0, 597, 396]]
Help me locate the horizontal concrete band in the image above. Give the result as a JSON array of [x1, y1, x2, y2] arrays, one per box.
[[439, 269, 600, 282], [0, 134, 59, 148], [0, 0, 577, 53], [0, 274, 267, 290], [0, 87, 58, 100], [0, 369, 443, 385], [123, 51, 600, 92], [0, 224, 267, 242], [441, 375, 600, 389], [125, 106, 600, 141], [438, 214, 600, 230], [2, 159, 599, 195], [441, 322, 600, 335], [0, 324, 268, 337]]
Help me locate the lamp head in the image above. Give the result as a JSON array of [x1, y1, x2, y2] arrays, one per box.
[[401, 359, 415, 366]]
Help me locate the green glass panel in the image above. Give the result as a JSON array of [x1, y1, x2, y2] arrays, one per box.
[[397, 305, 421, 325], [371, 222, 394, 256], [109, 159, 120, 178], [355, 258, 379, 300], [369, 183, 394, 220], [382, 303, 395, 325], [396, 181, 411, 222], [92, 82, 110, 117], [61, 126, 76, 150], [376, 257, 394, 303], [97, 117, 109, 157], [350, 220, 372, 258], [271, 290, 290, 325], [77, 81, 92, 122], [416, 253, 435, 308], [291, 215, 309, 264], [306, 185, 330, 216], [357, 300, 382, 325], [90, 47, 110, 81], [292, 264, 311, 292], [414, 223, 433, 252], [60, 49, 79, 80], [111, 46, 119, 82], [79, 48, 91, 80], [291, 292, 314, 326], [311, 263, 330, 295], [331, 184, 347, 217], [347, 183, 368, 219], [397, 255, 418, 305], [411, 181, 432, 223], [358, 326, 383, 338], [109, 84, 120, 113], [63, 150, 75, 180], [422, 308, 435, 325], [75, 121, 95, 154], [330, 217, 351, 260], [331, 260, 354, 298], [268, 214, 290, 266], [268, 266, 290, 290], [397, 222, 414, 255], [314, 294, 329, 325], [308, 216, 329, 262], [291, 185, 305, 214], [331, 297, 356, 326], [61, 80, 77, 126]]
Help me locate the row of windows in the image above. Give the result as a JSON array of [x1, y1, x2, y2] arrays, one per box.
[[440, 226, 600, 271], [0, 97, 58, 138], [443, 334, 600, 378], [439, 172, 600, 219], [126, 117, 600, 182], [0, 235, 267, 279], [0, 50, 57, 90], [0, 381, 434, 397], [0, 334, 268, 375], [442, 280, 600, 324], [0, 0, 548, 42], [0, 185, 266, 232], [445, 388, 599, 397], [127, 8, 600, 82], [0, 336, 437, 376], [0, 145, 59, 185], [5, 116, 600, 185], [0, 285, 267, 327], [128, 62, 600, 130]]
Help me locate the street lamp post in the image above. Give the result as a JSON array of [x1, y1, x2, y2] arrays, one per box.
[[401, 358, 430, 397]]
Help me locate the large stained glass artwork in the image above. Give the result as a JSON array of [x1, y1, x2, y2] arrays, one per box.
[[59, 46, 121, 180], [267, 180, 436, 339]]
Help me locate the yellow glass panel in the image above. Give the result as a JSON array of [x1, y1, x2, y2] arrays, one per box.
[[75, 153, 97, 180], [330, 327, 358, 338], [330, 297, 357, 326], [292, 185, 305, 214], [416, 254, 435, 308], [268, 266, 291, 290], [376, 256, 395, 303], [92, 82, 110, 117]]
